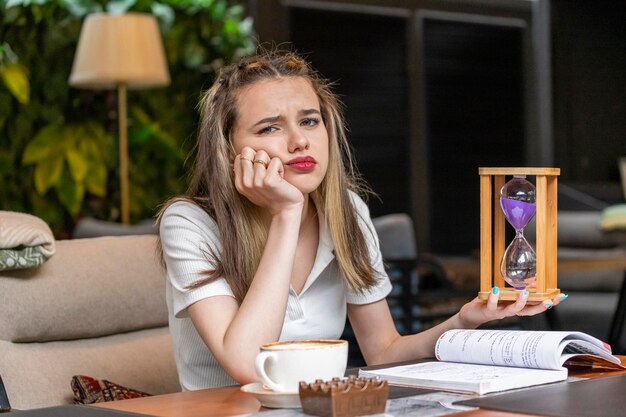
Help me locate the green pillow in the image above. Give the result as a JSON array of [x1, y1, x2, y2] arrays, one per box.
[[0, 211, 56, 271], [600, 204, 626, 232], [0, 245, 47, 270]]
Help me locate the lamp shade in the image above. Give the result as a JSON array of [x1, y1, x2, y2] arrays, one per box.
[[69, 13, 170, 89]]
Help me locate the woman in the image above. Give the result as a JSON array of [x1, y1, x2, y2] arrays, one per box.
[[158, 50, 566, 391]]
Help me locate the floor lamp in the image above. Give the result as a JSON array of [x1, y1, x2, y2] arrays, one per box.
[[69, 13, 170, 224]]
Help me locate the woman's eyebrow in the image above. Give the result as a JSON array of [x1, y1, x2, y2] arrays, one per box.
[[252, 109, 319, 127], [300, 109, 321, 116], [253, 115, 281, 127]]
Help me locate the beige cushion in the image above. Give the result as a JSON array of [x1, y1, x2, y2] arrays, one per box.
[[527, 211, 626, 249], [0, 210, 56, 257], [557, 247, 626, 292], [0, 235, 167, 342], [0, 327, 179, 410]]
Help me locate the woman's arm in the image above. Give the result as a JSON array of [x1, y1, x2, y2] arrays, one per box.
[[173, 147, 307, 384], [348, 289, 564, 365], [187, 207, 301, 384]]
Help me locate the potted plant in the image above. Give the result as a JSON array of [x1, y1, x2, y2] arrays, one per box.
[[0, 0, 256, 236]]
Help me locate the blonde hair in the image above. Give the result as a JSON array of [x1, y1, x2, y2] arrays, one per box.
[[158, 49, 377, 303]]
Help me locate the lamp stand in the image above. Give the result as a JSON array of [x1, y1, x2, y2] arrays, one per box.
[[118, 82, 130, 224]]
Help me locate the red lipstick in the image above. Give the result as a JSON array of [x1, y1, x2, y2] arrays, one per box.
[[286, 156, 317, 172]]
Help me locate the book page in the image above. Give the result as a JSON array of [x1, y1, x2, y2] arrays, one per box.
[[364, 361, 551, 383], [435, 329, 585, 370], [559, 339, 624, 369], [360, 362, 567, 395]]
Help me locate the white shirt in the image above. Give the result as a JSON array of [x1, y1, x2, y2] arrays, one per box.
[[160, 194, 392, 391]]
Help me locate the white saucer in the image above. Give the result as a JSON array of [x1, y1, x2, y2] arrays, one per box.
[[240, 382, 301, 409]]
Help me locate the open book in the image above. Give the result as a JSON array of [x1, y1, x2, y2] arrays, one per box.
[[359, 329, 624, 395]]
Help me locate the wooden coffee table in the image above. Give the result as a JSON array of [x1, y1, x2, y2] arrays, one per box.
[[95, 357, 626, 417]]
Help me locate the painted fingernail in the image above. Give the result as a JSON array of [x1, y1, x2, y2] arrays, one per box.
[[544, 302, 553, 309], [492, 287, 499, 295], [521, 290, 529, 299], [559, 294, 569, 302]]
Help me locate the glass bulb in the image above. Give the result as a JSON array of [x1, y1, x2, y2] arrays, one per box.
[[500, 175, 536, 231], [499, 175, 537, 289], [500, 233, 536, 290]]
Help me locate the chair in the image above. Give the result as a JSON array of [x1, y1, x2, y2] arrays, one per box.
[[0, 234, 179, 410], [372, 213, 463, 334]]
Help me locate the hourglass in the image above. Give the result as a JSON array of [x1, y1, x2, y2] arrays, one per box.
[[500, 176, 537, 290], [478, 168, 560, 302]]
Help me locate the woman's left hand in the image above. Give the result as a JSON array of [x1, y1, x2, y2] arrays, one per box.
[[458, 288, 568, 329]]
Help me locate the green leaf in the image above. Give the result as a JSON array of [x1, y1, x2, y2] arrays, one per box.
[[223, 18, 238, 37], [211, 0, 226, 20], [0, 62, 29, 105], [106, 0, 136, 14], [80, 135, 106, 164], [239, 16, 254, 35], [22, 123, 64, 164], [65, 146, 89, 182], [56, 168, 84, 216], [228, 4, 245, 17], [183, 42, 206, 68], [34, 154, 64, 195], [151, 2, 175, 31], [81, 121, 110, 150], [1, 42, 19, 62], [77, 122, 112, 170], [5, 0, 28, 9], [85, 162, 107, 197], [60, 0, 103, 17]]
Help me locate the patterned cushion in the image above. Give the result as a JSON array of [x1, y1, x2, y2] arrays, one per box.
[[0, 245, 47, 270], [0, 211, 56, 271], [71, 375, 151, 404]]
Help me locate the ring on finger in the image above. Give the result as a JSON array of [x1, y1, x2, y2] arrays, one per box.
[[240, 156, 254, 163], [253, 159, 269, 169]]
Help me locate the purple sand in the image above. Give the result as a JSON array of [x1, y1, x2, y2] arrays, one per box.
[[500, 198, 536, 230]]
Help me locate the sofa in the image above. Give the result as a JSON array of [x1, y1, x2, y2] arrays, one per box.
[[0, 234, 180, 410]]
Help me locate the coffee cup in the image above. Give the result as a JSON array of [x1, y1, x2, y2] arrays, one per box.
[[254, 339, 348, 393]]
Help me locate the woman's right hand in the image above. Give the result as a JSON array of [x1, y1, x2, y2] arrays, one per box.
[[188, 145, 306, 384], [234, 146, 304, 215]]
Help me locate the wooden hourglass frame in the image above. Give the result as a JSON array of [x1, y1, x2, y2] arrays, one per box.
[[478, 167, 560, 302]]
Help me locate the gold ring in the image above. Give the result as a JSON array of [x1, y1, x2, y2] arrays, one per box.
[[253, 159, 268, 169]]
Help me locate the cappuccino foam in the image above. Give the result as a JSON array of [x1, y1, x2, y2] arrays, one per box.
[[262, 340, 345, 351]]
